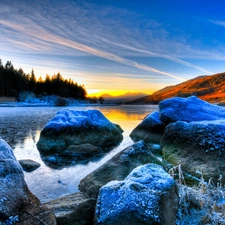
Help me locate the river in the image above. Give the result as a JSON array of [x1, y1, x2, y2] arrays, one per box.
[[0, 104, 158, 203]]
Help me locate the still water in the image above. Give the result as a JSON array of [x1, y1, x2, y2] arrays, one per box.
[[0, 105, 158, 203]]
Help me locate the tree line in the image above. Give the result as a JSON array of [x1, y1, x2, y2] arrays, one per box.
[[0, 59, 87, 101]]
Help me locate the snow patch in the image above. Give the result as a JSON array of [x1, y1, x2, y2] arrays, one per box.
[[44, 109, 118, 130], [159, 96, 225, 123]]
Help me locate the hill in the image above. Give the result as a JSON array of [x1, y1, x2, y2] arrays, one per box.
[[130, 73, 225, 104], [101, 92, 148, 103]]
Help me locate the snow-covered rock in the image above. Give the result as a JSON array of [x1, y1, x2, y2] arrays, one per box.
[[37, 109, 123, 156], [0, 139, 56, 224], [161, 120, 225, 183], [94, 163, 178, 225], [159, 96, 225, 124], [79, 141, 164, 199], [130, 111, 165, 143]]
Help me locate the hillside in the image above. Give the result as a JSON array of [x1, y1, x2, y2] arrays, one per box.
[[101, 92, 148, 103], [130, 73, 225, 104]]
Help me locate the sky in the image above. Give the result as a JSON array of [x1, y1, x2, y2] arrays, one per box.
[[1, 0, 225, 96]]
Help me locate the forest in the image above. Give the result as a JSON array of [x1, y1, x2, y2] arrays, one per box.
[[0, 59, 87, 101]]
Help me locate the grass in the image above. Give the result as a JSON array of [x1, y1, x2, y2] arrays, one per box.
[[170, 165, 225, 225]]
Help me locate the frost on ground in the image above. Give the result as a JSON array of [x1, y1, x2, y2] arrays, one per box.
[[171, 166, 225, 225], [0, 216, 18, 225]]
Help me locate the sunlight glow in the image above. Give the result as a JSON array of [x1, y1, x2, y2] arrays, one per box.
[[87, 89, 155, 97]]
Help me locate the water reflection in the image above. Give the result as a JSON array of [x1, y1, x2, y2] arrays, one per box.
[[0, 105, 158, 202], [39, 145, 118, 169]]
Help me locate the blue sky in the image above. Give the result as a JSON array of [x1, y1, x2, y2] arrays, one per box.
[[1, 0, 225, 96]]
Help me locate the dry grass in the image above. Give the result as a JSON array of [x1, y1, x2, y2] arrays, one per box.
[[170, 165, 225, 225]]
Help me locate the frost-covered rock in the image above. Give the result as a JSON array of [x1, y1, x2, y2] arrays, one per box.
[[159, 96, 225, 124], [94, 164, 178, 225], [161, 120, 225, 183], [79, 141, 164, 199], [19, 159, 41, 172], [45, 192, 95, 225], [130, 111, 165, 143], [37, 109, 123, 155], [0, 139, 56, 224]]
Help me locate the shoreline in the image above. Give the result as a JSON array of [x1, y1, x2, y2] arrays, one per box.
[[0, 102, 123, 107]]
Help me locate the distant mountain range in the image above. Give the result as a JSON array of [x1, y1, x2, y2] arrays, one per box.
[[129, 72, 225, 105], [101, 92, 148, 103]]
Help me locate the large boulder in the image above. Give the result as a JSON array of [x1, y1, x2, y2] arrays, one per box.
[[45, 192, 96, 225], [37, 109, 123, 156], [130, 111, 165, 143], [161, 120, 225, 183], [94, 164, 178, 225], [79, 141, 164, 199], [159, 96, 225, 125], [0, 139, 56, 225]]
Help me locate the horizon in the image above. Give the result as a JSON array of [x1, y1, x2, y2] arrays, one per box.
[[88, 90, 149, 97], [1, 0, 225, 96]]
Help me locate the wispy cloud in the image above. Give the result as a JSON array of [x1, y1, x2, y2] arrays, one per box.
[[210, 20, 225, 27], [98, 39, 211, 74], [0, 17, 186, 81], [1, 0, 219, 88]]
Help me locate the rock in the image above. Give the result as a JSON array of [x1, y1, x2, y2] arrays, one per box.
[[113, 123, 124, 133], [146, 143, 162, 155], [19, 159, 41, 172], [45, 192, 96, 225], [161, 120, 225, 183], [79, 141, 164, 199], [64, 143, 102, 156], [159, 96, 225, 125], [0, 139, 56, 225], [37, 109, 123, 155], [94, 163, 178, 225], [130, 111, 165, 143]]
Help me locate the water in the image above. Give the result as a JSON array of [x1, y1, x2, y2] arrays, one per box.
[[0, 105, 158, 203]]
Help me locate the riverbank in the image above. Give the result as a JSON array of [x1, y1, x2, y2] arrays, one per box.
[[0, 101, 120, 107]]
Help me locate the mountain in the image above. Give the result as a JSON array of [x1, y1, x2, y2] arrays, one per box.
[[129, 73, 225, 104], [100, 92, 148, 103]]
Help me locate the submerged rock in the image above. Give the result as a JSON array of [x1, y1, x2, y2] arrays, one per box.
[[19, 159, 41, 172], [0, 139, 56, 225], [130, 111, 165, 143], [36, 109, 123, 162], [45, 192, 95, 225], [161, 120, 225, 183], [94, 163, 178, 225], [64, 143, 102, 156], [79, 141, 163, 199], [159, 96, 225, 124]]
